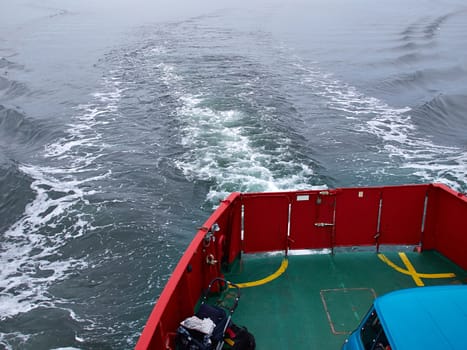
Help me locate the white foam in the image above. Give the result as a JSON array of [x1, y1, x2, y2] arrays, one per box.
[[0, 76, 121, 321], [157, 62, 182, 86], [0, 163, 94, 319], [0, 331, 30, 350], [150, 46, 168, 55], [174, 94, 318, 203]]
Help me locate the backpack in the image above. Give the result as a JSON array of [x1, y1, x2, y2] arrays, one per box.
[[224, 323, 256, 350]]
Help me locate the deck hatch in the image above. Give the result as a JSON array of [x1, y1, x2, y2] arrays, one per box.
[[320, 288, 377, 335]]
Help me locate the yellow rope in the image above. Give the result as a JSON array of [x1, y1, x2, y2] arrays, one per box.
[[232, 258, 289, 288]]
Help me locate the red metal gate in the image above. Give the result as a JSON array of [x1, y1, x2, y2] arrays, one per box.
[[289, 191, 336, 250]]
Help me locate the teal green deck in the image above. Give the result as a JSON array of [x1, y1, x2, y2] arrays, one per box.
[[222, 250, 466, 349]]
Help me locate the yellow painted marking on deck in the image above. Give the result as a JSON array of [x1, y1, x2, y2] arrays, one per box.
[[378, 254, 410, 275], [378, 252, 456, 287], [398, 252, 424, 286], [232, 258, 288, 288]]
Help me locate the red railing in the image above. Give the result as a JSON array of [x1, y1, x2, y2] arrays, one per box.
[[135, 183, 467, 349]]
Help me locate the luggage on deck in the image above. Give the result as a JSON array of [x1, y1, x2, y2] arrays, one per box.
[[176, 278, 255, 350]]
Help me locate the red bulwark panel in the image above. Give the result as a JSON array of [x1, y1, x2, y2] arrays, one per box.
[[242, 194, 289, 253], [427, 185, 467, 270], [379, 185, 428, 245], [334, 188, 381, 246]]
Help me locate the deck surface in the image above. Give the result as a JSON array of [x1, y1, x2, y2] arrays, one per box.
[[223, 250, 466, 349]]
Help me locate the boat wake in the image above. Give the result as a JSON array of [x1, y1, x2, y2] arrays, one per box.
[[133, 25, 324, 204], [128, 18, 467, 198]]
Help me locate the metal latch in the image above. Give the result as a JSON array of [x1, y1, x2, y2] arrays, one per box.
[[314, 223, 334, 227]]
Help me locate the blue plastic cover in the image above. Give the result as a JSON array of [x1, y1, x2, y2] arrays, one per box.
[[375, 285, 467, 350]]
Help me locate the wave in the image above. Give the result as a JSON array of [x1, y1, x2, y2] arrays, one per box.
[[392, 52, 439, 64], [0, 57, 24, 70], [391, 41, 435, 52], [422, 12, 457, 39], [0, 76, 29, 98], [0, 163, 34, 232], [0, 55, 28, 99], [375, 65, 467, 92], [410, 94, 467, 144], [397, 11, 462, 44], [385, 9, 467, 63], [0, 105, 61, 151], [0, 105, 29, 140]]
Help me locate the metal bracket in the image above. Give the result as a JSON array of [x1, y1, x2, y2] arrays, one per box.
[[206, 254, 218, 265]]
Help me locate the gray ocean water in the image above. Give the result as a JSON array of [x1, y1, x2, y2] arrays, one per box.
[[1, 0, 467, 348]]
